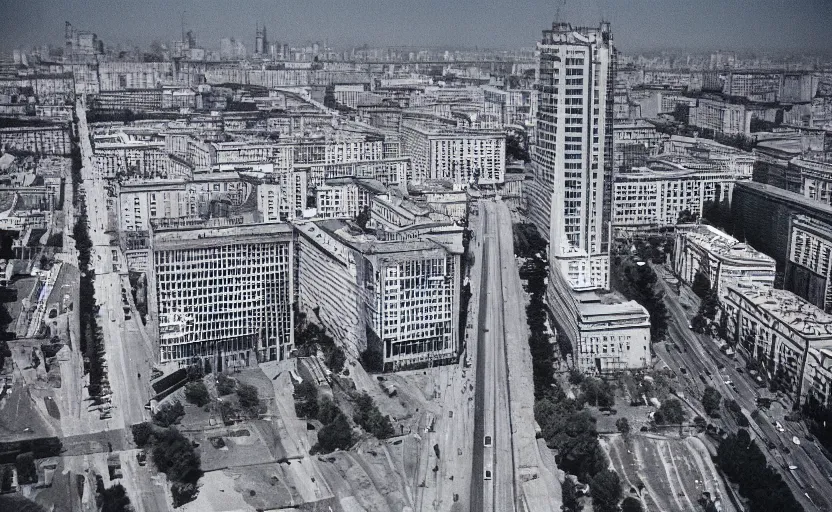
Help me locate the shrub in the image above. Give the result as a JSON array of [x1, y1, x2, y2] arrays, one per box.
[[616, 417, 630, 435], [702, 386, 722, 417], [99, 483, 131, 512]]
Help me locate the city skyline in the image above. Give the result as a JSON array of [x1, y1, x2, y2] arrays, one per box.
[[2, 0, 832, 53]]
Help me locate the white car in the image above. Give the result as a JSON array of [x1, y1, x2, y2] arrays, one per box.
[[793, 436, 801, 446], [776, 421, 785, 432], [788, 465, 798, 471]]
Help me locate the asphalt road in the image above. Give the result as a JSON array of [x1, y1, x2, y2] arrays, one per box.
[[652, 264, 832, 511], [469, 201, 517, 512]]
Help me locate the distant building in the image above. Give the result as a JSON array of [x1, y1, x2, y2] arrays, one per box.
[[673, 224, 776, 301], [401, 121, 505, 185], [689, 96, 752, 136], [0, 124, 71, 156], [151, 223, 294, 366], [612, 155, 747, 229], [481, 85, 536, 128], [315, 177, 386, 219], [612, 121, 665, 172]]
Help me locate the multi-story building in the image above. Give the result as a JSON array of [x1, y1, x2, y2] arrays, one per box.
[[315, 177, 387, 219], [481, 85, 536, 128], [689, 95, 752, 136], [535, 21, 651, 373], [400, 120, 505, 185], [662, 135, 755, 178], [786, 215, 832, 313], [724, 282, 832, 406], [91, 89, 164, 112], [151, 223, 294, 366], [732, 182, 832, 275], [792, 156, 832, 206], [534, 21, 615, 287], [294, 219, 461, 371], [612, 156, 747, 229], [612, 120, 665, 172], [673, 224, 776, 300], [752, 137, 804, 192], [118, 172, 255, 232], [0, 124, 71, 156]]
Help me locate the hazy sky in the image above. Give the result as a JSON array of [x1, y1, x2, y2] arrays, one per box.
[[1, 0, 831, 53]]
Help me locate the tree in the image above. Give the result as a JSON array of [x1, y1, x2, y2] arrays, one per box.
[[100, 483, 131, 512], [315, 412, 353, 453], [216, 373, 235, 396], [677, 209, 697, 224], [171, 481, 199, 507], [355, 207, 371, 230], [318, 397, 341, 425], [692, 272, 711, 299], [621, 496, 645, 512], [293, 380, 319, 419], [131, 422, 153, 447], [616, 417, 631, 435], [237, 383, 261, 411], [353, 392, 395, 439], [702, 386, 722, 417], [1, 465, 13, 492], [185, 381, 210, 407], [153, 401, 185, 427], [31, 347, 40, 369], [581, 378, 615, 408], [325, 345, 346, 374], [590, 469, 622, 512], [562, 478, 582, 512], [15, 452, 36, 484], [658, 398, 685, 425]]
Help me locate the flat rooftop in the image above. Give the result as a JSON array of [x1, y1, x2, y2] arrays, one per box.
[[729, 283, 832, 341], [682, 224, 775, 264], [153, 222, 293, 251]]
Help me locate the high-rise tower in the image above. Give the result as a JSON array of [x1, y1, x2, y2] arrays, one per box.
[[531, 21, 615, 290]]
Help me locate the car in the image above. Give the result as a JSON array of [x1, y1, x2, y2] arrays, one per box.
[[776, 421, 785, 432], [792, 436, 801, 446], [688, 323, 693, 329], [679, 367, 688, 375], [484, 469, 492, 480], [788, 465, 798, 471], [484, 435, 492, 447]]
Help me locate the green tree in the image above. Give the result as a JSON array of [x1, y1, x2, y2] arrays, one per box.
[[131, 422, 153, 447], [657, 398, 685, 425], [315, 412, 353, 453], [562, 478, 582, 512], [621, 496, 645, 512], [293, 380, 319, 419], [216, 373, 236, 396], [100, 483, 131, 512], [184, 381, 210, 407], [355, 207, 371, 230], [616, 417, 630, 435], [237, 383, 260, 411], [353, 392, 395, 439], [15, 452, 36, 485], [692, 272, 711, 299], [153, 401, 185, 427], [702, 386, 722, 417], [590, 469, 622, 512]]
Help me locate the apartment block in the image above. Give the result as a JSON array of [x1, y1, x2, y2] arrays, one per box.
[[151, 223, 294, 366], [0, 125, 71, 156], [673, 224, 776, 300], [786, 215, 832, 312], [295, 219, 461, 370], [315, 177, 387, 219], [689, 96, 752, 136], [724, 282, 832, 406], [612, 157, 745, 229], [401, 121, 505, 185]]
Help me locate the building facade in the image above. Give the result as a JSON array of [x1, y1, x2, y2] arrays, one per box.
[[151, 223, 294, 366]]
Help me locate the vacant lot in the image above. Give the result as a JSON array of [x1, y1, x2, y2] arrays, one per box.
[[604, 433, 737, 512]]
